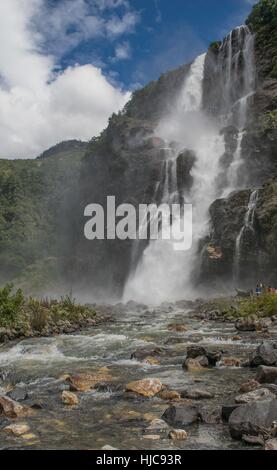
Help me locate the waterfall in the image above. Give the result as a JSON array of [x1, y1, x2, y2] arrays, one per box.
[[233, 189, 259, 283], [123, 54, 225, 304], [218, 26, 255, 126], [222, 130, 244, 197], [123, 26, 256, 304], [219, 26, 256, 194]]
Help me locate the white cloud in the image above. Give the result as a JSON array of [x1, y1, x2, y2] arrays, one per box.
[[32, 0, 139, 58], [96, 0, 129, 10], [0, 0, 131, 158], [113, 41, 131, 61], [106, 11, 140, 37]]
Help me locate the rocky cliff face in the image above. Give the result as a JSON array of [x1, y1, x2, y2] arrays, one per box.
[[199, 180, 277, 289], [200, 0, 277, 290]]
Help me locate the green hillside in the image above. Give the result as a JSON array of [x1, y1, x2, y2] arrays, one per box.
[[0, 141, 87, 294]]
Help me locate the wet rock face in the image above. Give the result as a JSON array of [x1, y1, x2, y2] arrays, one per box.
[[197, 12, 277, 290], [229, 399, 277, 440], [199, 180, 277, 288], [176, 149, 196, 194]]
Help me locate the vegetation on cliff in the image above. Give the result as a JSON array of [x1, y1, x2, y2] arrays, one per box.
[[0, 141, 87, 293], [246, 0, 277, 78]]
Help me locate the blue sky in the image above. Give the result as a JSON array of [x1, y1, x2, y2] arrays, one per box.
[[0, 0, 257, 157], [55, 0, 256, 89]]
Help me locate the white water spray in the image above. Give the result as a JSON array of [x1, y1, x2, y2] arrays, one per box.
[[123, 54, 224, 304], [233, 189, 259, 283]]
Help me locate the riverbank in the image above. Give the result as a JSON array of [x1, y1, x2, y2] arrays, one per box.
[[0, 284, 112, 343], [1, 283, 277, 345], [191, 293, 277, 332]]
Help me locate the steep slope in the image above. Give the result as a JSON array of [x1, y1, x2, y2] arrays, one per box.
[[0, 141, 87, 294]]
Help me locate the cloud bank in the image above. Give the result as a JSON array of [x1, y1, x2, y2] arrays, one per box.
[[0, 0, 132, 158]]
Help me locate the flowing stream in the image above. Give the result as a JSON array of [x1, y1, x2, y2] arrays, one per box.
[[0, 302, 272, 450]]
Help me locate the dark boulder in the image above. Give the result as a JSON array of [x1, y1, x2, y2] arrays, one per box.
[[229, 399, 277, 440], [130, 347, 162, 361], [162, 405, 199, 427], [206, 349, 223, 366], [235, 317, 257, 332], [185, 345, 207, 359], [250, 341, 277, 367], [256, 366, 277, 385], [221, 404, 240, 422], [182, 345, 222, 368]]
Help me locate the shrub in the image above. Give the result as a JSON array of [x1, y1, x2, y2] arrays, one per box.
[[27, 298, 49, 332], [0, 284, 96, 333], [238, 292, 277, 317], [261, 109, 277, 130], [0, 283, 24, 327], [209, 41, 221, 52]]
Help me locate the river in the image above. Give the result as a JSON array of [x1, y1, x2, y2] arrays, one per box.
[[1, 300, 274, 450]]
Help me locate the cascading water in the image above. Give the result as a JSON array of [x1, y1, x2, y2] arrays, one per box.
[[123, 54, 225, 303], [219, 26, 256, 194], [123, 26, 256, 304], [233, 189, 259, 283], [217, 26, 255, 126]]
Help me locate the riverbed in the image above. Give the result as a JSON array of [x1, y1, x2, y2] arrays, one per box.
[[0, 301, 275, 450]]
